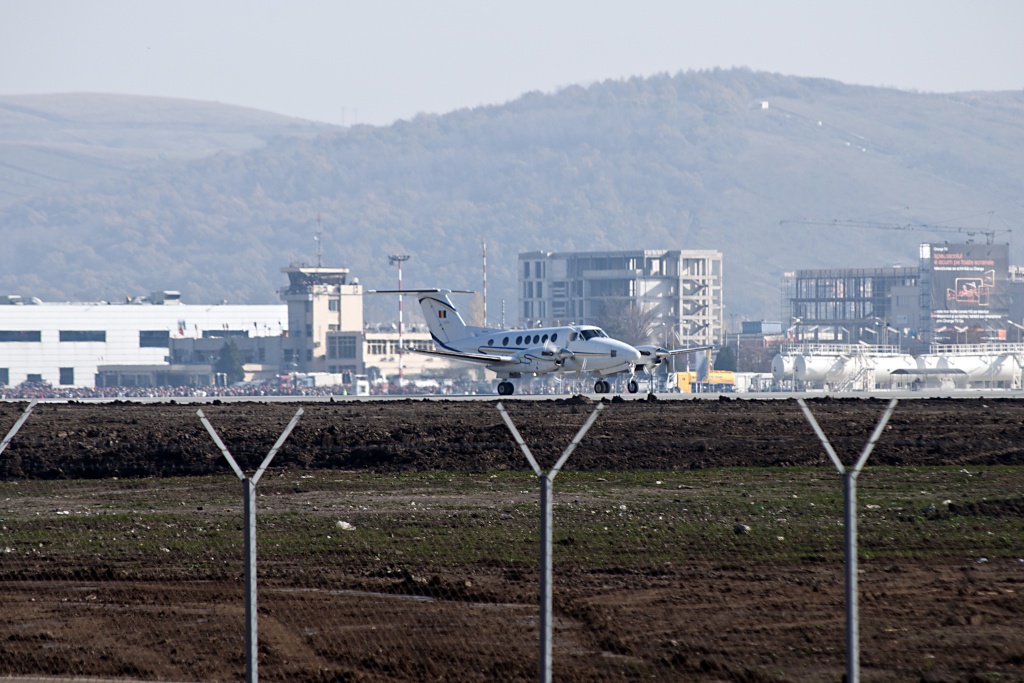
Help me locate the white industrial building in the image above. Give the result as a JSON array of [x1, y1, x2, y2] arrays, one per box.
[[0, 292, 286, 388], [0, 266, 466, 390]]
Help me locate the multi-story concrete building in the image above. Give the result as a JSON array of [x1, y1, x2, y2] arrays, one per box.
[[518, 249, 724, 347]]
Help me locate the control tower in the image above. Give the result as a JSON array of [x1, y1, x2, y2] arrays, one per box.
[[280, 265, 363, 372]]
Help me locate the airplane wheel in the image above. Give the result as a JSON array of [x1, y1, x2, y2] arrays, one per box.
[[627, 380, 639, 394], [498, 381, 513, 395], [593, 380, 604, 394]]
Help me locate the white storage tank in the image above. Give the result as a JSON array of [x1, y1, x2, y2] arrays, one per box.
[[871, 355, 917, 385], [771, 354, 796, 380], [983, 354, 1020, 384], [795, 354, 855, 383], [916, 354, 1017, 384]]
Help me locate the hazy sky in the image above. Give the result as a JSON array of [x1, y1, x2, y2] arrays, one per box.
[[2, 1, 1021, 126]]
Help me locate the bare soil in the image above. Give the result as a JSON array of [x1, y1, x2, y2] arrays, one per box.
[[1, 396, 1023, 682], [3, 395, 1024, 479]]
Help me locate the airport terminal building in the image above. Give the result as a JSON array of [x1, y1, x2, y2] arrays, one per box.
[[0, 292, 286, 389], [0, 267, 461, 391]]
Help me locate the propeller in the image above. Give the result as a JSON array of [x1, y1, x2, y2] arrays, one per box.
[[541, 340, 574, 365], [636, 345, 672, 370]]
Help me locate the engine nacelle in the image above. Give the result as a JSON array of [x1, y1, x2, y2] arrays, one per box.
[[513, 346, 572, 374], [635, 345, 666, 370]]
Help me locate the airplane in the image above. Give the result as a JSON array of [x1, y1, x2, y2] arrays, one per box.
[[369, 289, 645, 395]]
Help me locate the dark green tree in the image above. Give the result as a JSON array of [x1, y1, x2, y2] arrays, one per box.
[[214, 340, 245, 384], [713, 344, 738, 372]]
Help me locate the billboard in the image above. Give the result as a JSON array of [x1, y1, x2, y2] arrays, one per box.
[[925, 243, 1009, 343]]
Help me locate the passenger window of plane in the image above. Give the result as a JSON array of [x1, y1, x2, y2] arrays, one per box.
[[503, 337, 509, 346], [542, 334, 548, 343], [488, 339, 494, 346], [533, 335, 540, 344], [551, 333, 558, 342]]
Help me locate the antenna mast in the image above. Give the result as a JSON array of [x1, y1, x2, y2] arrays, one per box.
[[388, 254, 411, 389], [314, 213, 324, 268], [482, 238, 488, 327]]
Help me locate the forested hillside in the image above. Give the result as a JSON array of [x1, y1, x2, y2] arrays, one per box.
[[1, 70, 1022, 322], [0, 94, 330, 208]]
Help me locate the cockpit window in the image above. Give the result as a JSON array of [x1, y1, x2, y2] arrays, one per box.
[[568, 332, 576, 342], [580, 328, 608, 340]]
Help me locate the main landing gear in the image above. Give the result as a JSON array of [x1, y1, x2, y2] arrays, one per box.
[[497, 380, 515, 395], [592, 378, 640, 394]]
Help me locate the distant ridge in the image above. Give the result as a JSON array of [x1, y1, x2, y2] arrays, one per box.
[[1, 72, 1021, 322], [0, 93, 333, 207]]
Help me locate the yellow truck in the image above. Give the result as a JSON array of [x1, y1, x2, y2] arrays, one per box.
[[675, 370, 735, 393]]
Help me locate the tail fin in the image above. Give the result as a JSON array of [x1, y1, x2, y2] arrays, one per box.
[[369, 289, 485, 347], [417, 292, 470, 345]]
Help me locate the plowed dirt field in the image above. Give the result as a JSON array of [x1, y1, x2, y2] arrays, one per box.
[[1, 396, 1022, 682]]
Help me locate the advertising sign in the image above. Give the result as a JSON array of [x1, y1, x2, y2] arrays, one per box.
[[925, 243, 1009, 343]]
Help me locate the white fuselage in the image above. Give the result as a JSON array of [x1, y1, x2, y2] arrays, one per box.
[[441, 325, 641, 378]]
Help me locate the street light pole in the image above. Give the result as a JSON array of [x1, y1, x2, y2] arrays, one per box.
[[388, 254, 411, 390]]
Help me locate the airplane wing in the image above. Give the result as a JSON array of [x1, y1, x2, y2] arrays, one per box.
[[411, 348, 518, 365], [637, 344, 714, 360], [662, 345, 714, 356]]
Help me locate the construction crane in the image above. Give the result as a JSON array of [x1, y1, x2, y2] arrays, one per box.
[[780, 217, 1011, 245]]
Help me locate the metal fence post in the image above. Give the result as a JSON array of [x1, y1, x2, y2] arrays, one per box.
[[0, 399, 37, 457], [798, 398, 897, 683], [539, 474, 553, 673], [198, 407, 304, 683], [497, 401, 604, 683]]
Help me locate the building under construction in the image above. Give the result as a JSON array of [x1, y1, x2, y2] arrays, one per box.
[[783, 266, 920, 345], [784, 242, 1021, 348]]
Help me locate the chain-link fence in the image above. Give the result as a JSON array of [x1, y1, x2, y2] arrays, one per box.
[[1, 399, 1023, 681]]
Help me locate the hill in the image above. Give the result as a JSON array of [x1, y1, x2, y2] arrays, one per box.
[[0, 93, 332, 208], [1, 71, 1022, 322]]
